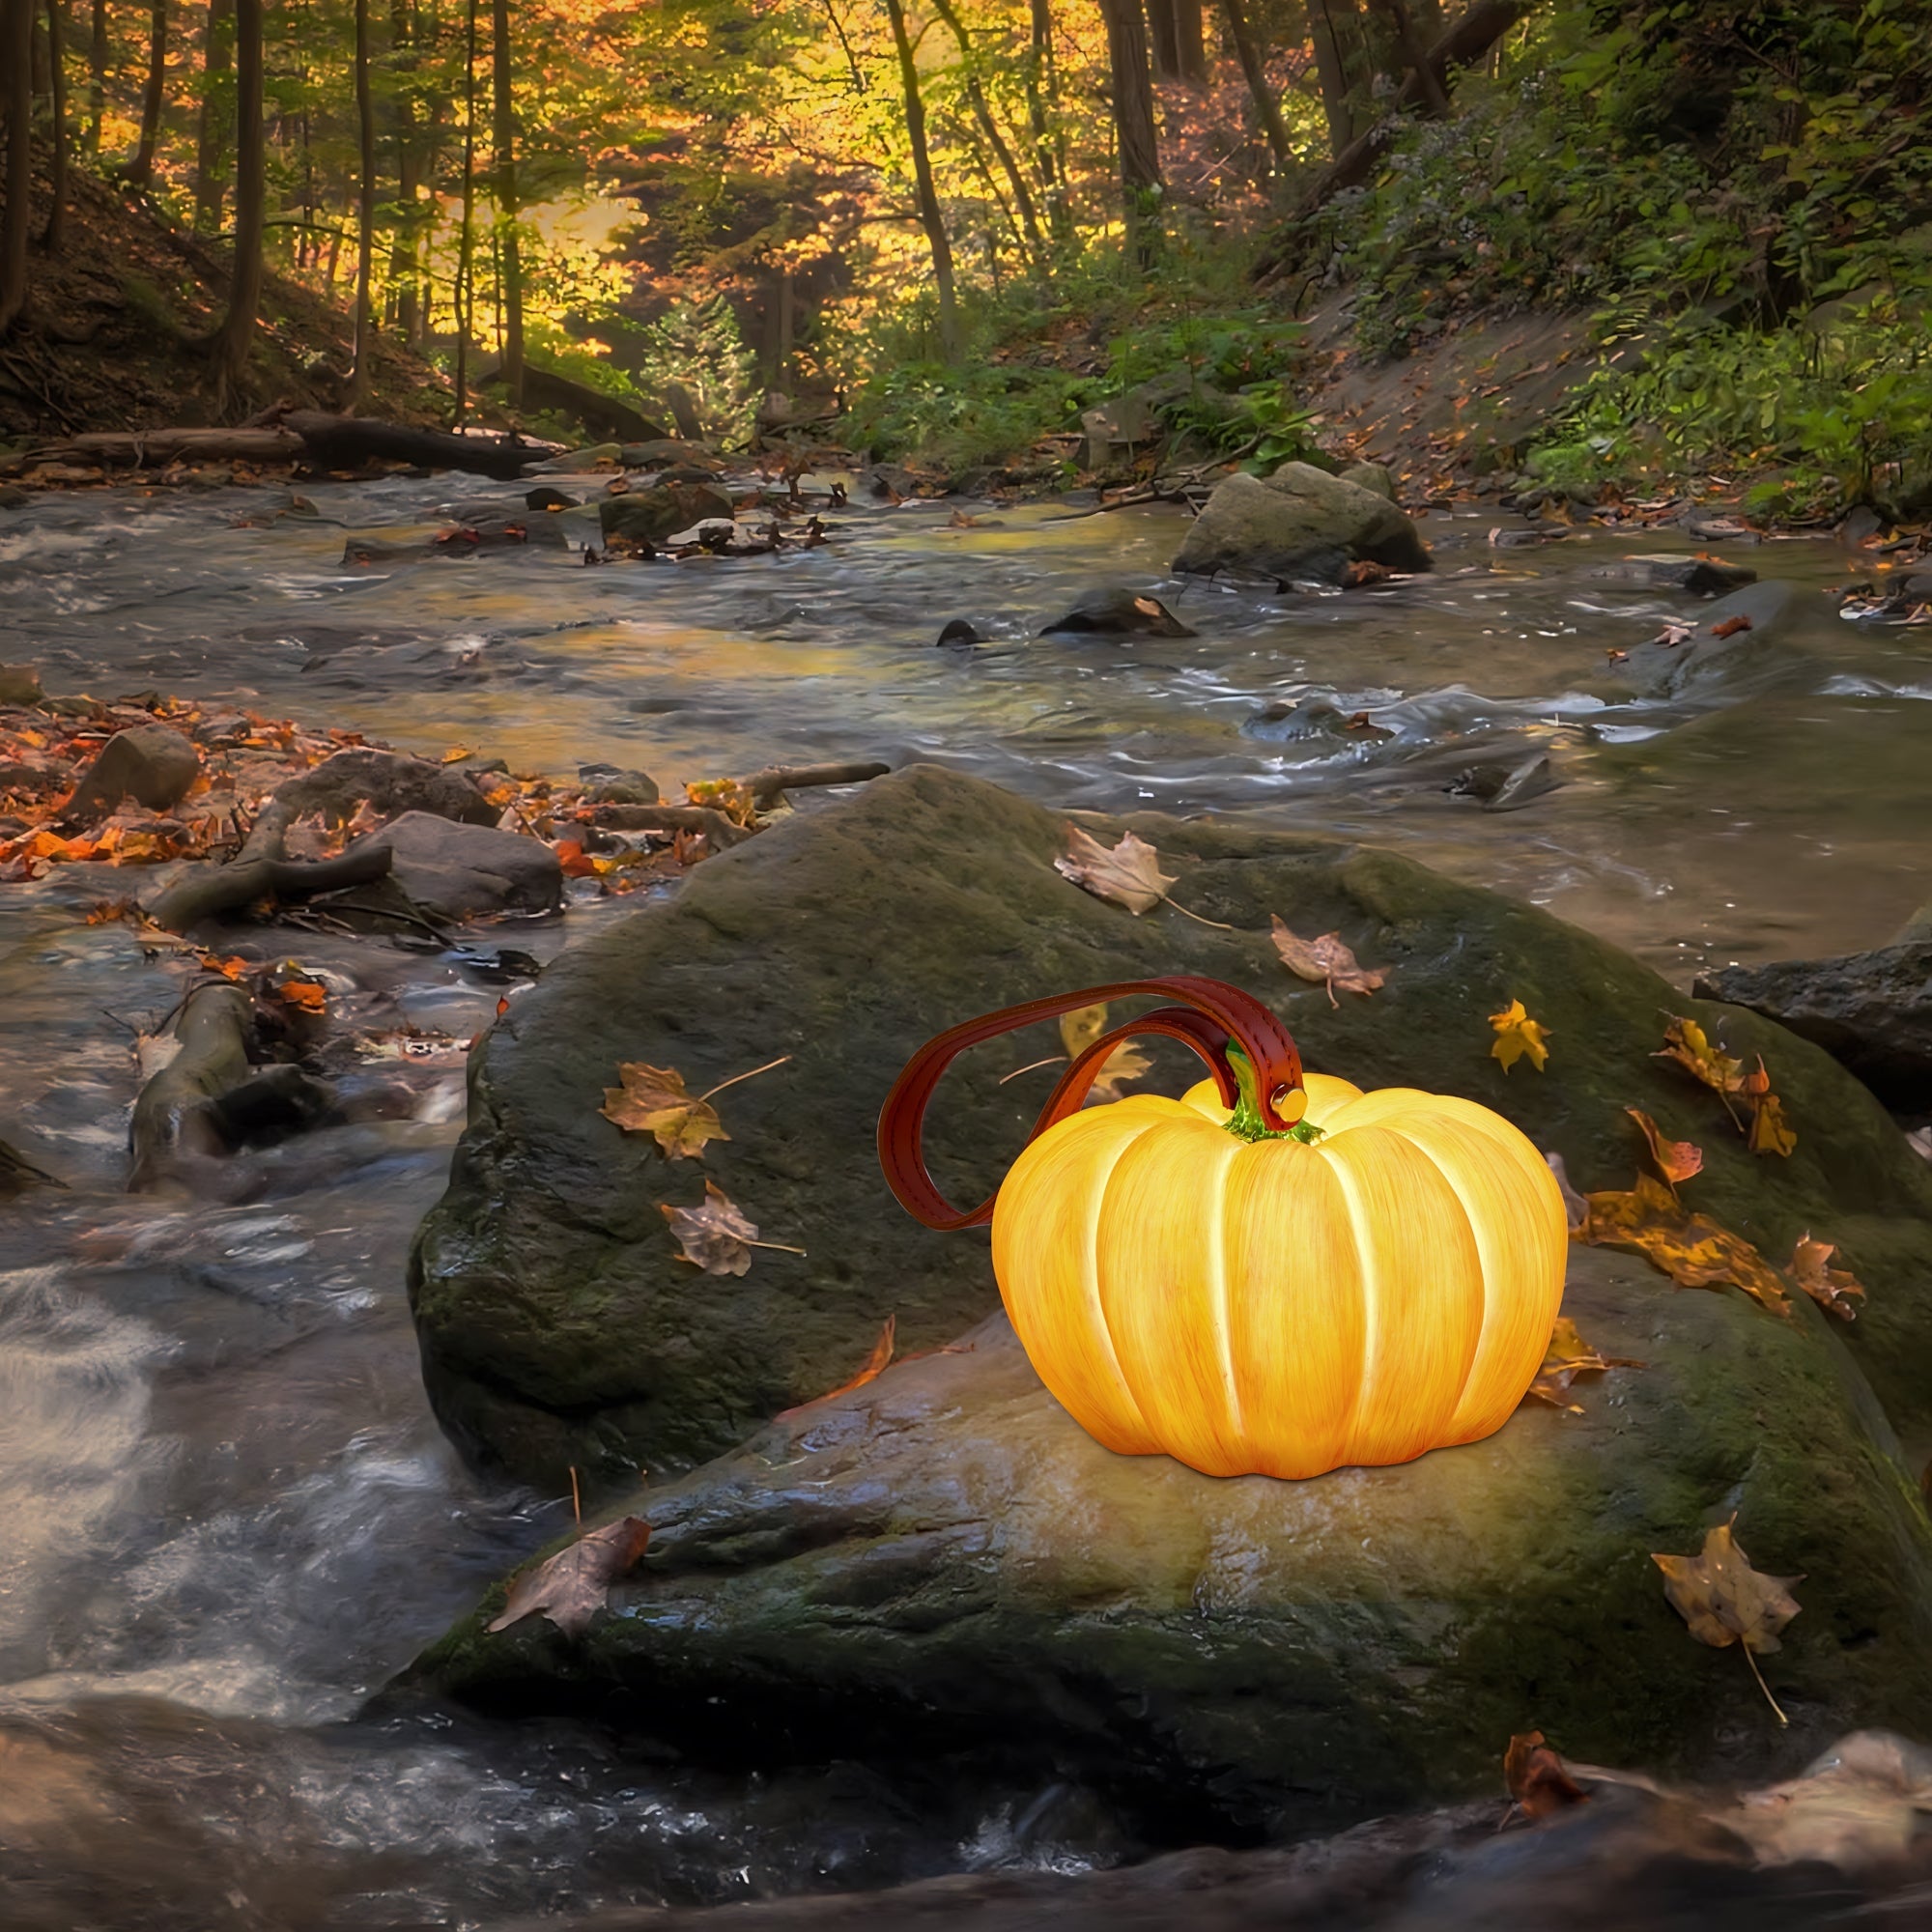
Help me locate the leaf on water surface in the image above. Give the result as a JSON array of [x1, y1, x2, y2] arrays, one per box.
[[486, 1515, 652, 1637], [275, 975, 327, 1013], [1270, 917, 1388, 1008], [1055, 826, 1176, 916], [1626, 1107, 1703, 1185], [198, 952, 249, 982], [603, 1062, 729, 1160], [661, 1179, 805, 1275], [1504, 1731, 1590, 1819], [1520, 1315, 1645, 1412], [1580, 1171, 1792, 1317], [1790, 1235, 1866, 1321], [1489, 998, 1551, 1073], [779, 1314, 896, 1416]]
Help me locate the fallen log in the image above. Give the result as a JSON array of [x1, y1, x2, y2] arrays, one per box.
[[2, 427, 307, 472], [279, 411, 554, 481], [146, 841, 395, 932], [128, 981, 255, 1188], [740, 759, 892, 807], [7, 412, 558, 481]]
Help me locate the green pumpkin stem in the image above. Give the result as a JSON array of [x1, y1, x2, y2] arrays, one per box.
[[1222, 1044, 1324, 1146]]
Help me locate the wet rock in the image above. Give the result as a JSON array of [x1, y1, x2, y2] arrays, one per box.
[[0, 665, 44, 704], [618, 440, 724, 472], [935, 618, 984, 646], [1, 1135, 65, 1196], [1588, 554, 1758, 597], [409, 765, 1932, 1490], [206, 1065, 339, 1148], [1613, 580, 1797, 696], [857, 464, 921, 501], [524, 486, 579, 512], [598, 483, 734, 547], [0, 482, 31, 510], [1175, 466, 1431, 580], [65, 721, 199, 818], [1338, 460, 1395, 500], [1695, 940, 1932, 1111], [414, 1238, 1932, 1836], [270, 747, 498, 830], [578, 763, 660, 807], [1244, 696, 1393, 743], [345, 813, 564, 923], [1449, 752, 1562, 811], [1039, 589, 1196, 639]]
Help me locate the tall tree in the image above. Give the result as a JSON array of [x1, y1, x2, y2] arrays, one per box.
[[1, 0, 31, 330], [124, 0, 166, 184], [1220, 0, 1291, 166], [453, 0, 478, 423], [1096, 0, 1161, 268], [193, 0, 234, 229], [882, 0, 959, 358], [350, 0, 376, 405], [489, 0, 523, 403], [928, 0, 1043, 259], [1308, 0, 1367, 153], [207, 0, 261, 397], [386, 0, 421, 342], [1025, 0, 1071, 239], [1146, 0, 1207, 84], [43, 0, 69, 250], [85, 0, 104, 152]]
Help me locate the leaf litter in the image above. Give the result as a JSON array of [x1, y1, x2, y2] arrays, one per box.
[[1653, 1516, 1803, 1722], [486, 1516, 653, 1637]]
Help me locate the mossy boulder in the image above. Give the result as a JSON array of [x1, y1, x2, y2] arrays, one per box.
[[409, 1240, 1932, 1837], [1174, 463, 1431, 579], [409, 765, 1932, 1491]]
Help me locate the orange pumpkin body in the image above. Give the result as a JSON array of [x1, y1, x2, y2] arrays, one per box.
[[989, 1072, 1568, 1479]]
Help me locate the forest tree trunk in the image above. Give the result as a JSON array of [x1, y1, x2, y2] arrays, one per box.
[[125, 0, 166, 185], [929, 0, 1043, 258], [85, 0, 103, 152], [208, 0, 262, 399], [1309, 0, 1366, 154], [883, 0, 960, 359], [1221, 0, 1291, 164], [489, 0, 523, 406], [1, 0, 32, 329], [43, 0, 68, 250], [453, 0, 478, 423], [387, 0, 420, 342], [350, 0, 375, 406], [1147, 0, 1207, 84], [193, 0, 235, 230], [1097, 0, 1162, 269]]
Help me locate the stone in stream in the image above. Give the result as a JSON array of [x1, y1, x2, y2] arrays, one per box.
[[0, 665, 44, 704], [598, 483, 735, 547], [410, 764, 1932, 1492], [578, 763, 660, 807], [270, 747, 499, 830], [1588, 554, 1758, 597], [411, 1233, 1932, 1837], [935, 618, 985, 646], [1695, 936, 1932, 1112], [1243, 696, 1394, 743], [1337, 459, 1396, 499], [343, 812, 564, 923], [1612, 580, 1797, 697], [1175, 464, 1432, 581], [1038, 589, 1197, 639], [63, 721, 199, 819], [524, 486, 579, 512]]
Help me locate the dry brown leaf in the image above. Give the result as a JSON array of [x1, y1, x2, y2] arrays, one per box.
[[1054, 826, 1175, 915], [1748, 1088, 1798, 1158], [1090, 1041, 1152, 1101], [779, 1314, 896, 1416], [660, 1179, 805, 1275], [1581, 1171, 1792, 1317], [1627, 1107, 1704, 1185], [1653, 1517, 1803, 1722], [1270, 916, 1388, 1009], [603, 1063, 728, 1159], [1504, 1731, 1589, 1819], [486, 1516, 652, 1637], [1655, 1015, 1745, 1107], [1790, 1235, 1866, 1321], [1489, 998, 1551, 1073], [1520, 1316, 1645, 1411]]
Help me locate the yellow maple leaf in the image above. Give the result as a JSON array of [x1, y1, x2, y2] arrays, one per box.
[[1489, 998, 1551, 1072]]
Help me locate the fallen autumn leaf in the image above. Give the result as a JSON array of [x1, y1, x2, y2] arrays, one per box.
[[486, 1515, 652, 1637], [1580, 1172, 1793, 1317], [661, 1179, 806, 1275], [1653, 1517, 1803, 1722], [1270, 917, 1388, 1008], [1490, 998, 1551, 1073]]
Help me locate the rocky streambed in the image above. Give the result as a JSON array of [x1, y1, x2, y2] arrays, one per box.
[[3, 458, 1932, 1925]]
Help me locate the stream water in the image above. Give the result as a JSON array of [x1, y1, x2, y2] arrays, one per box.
[[1, 472, 1928, 1927]]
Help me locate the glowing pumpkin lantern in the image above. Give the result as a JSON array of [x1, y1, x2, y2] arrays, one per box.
[[879, 976, 1566, 1479]]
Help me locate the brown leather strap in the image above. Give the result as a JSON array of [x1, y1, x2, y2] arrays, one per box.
[[876, 977, 1304, 1231]]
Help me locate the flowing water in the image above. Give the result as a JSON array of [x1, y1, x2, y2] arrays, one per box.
[[0, 472, 1927, 1926]]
